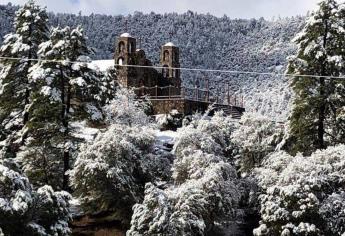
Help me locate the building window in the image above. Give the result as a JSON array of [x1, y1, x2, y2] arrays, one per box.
[[118, 57, 124, 65], [163, 50, 170, 61], [119, 41, 125, 53], [130, 42, 135, 53], [162, 65, 169, 78]]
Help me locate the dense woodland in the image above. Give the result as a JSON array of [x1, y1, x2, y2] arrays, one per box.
[[0, 0, 345, 236]]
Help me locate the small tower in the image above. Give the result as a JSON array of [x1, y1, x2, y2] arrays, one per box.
[[115, 33, 137, 87], [160, 42, 181, 88]]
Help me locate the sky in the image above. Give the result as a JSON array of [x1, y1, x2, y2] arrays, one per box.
[[0, 0, 324, 19]]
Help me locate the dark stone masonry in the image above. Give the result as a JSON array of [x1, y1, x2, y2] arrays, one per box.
[[114, 32, 245, 117]]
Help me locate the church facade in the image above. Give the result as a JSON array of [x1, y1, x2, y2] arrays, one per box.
[[114, 33, 181, 97], [113, 33, 245, 117]]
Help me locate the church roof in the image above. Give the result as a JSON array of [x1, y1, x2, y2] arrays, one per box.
[[164, 42, 176, 47], [120, 32, 133, 38]]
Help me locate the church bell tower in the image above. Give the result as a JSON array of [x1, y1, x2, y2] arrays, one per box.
[[115, 33, 137, 87], [160, 42, 181, 88]]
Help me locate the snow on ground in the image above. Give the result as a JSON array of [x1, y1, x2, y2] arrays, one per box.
[[70, 121, 100, 142], [155, 130, 178, 150], [89, 60, 114, 72]]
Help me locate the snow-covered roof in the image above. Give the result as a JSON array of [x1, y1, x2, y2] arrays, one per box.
[[89, 60, 114, 72], [164, 42, 176, 47], [120, 32, 133, 38]]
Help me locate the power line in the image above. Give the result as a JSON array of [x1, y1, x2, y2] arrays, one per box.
[[1, 56, 345, 80]]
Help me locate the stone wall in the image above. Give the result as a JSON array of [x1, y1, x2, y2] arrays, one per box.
[[150, 99, 209, 115]]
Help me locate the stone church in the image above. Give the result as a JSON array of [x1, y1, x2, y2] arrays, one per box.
[[114, 33, 245, 117], [114, 33, 181, 97]]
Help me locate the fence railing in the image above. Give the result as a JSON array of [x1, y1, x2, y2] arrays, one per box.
[[131, 85, 245, 108]]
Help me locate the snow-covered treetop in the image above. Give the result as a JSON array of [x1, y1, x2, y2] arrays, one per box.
[[254, 145, 345, 235], [104, 88, 152, 127]]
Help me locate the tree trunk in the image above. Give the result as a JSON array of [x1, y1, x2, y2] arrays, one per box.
[[317, 19, 329, 150], [318, 78, 326, 149], [60, 67, 70, 191], [23, 23, 33, 126]]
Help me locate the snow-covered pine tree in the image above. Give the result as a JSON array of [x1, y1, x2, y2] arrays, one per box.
[[0, 0, 49, 157], [286, 0, 345, 155], [20, 26, 106, 190], [0, 161, 71, 236]]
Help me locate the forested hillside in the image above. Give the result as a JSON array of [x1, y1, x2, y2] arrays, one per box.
[[0, 3, 306, 120]]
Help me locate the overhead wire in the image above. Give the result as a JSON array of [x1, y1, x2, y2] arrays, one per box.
[[1, 56, 345, 80]]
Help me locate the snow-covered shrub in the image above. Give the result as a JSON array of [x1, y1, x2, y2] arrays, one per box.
[[254, 145, 345, 236], [128, 113, 244, 236], [104, 88, 152, 127], [231, 112, 284, 172], [156, 109, 183, 131], [70, 124, 169, 223], [0, 164, 71, 236], [128, 151, 241, 236], [173, 111, 236, 158]]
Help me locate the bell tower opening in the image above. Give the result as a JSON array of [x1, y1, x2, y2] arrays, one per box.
[[114, 33, 137, 88], [160, 42, 181, 88]]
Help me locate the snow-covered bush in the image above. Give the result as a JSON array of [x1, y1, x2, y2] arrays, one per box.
[[128, 113, 245, 236], [104, 88, 152, 127], [0, 164, 71, 236], [173, 111, 236, 158], [128, 151, 241, 236], [70, 123, 170, 223], [156, 109, 183, 131], [254, 145, 345, 236], [231, 112, 284, 172]]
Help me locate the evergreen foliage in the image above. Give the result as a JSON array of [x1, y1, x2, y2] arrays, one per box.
[[0, 161, 71, 236], [286, 0, 345, 155], [254, 145, 345, 236], [19, 26, 108, 190], [231, 113, 284, 172], [70, 123, 173, 224], [128, 113, 253, 235], [0, 0, 49, 157]]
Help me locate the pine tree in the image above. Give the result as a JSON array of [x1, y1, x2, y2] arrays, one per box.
[[0, 0, 49, 156], [20, 26, 106, 190], [286, 0, 345, 155]]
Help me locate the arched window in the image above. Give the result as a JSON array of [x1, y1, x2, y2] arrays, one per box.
[[119, 41, 125, 53], [118, 57, 124, 65], [162, 65, 169, 78], [130, 42, 135, 53], [163, 50, 170, 61]]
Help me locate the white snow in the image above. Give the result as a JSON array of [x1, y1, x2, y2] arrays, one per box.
[[164, 42, 176, 47], [120, 32, 132, 38], [70, 121, 100, 142], [89, 60, 114, 72], [155, 130, 178, 148]]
